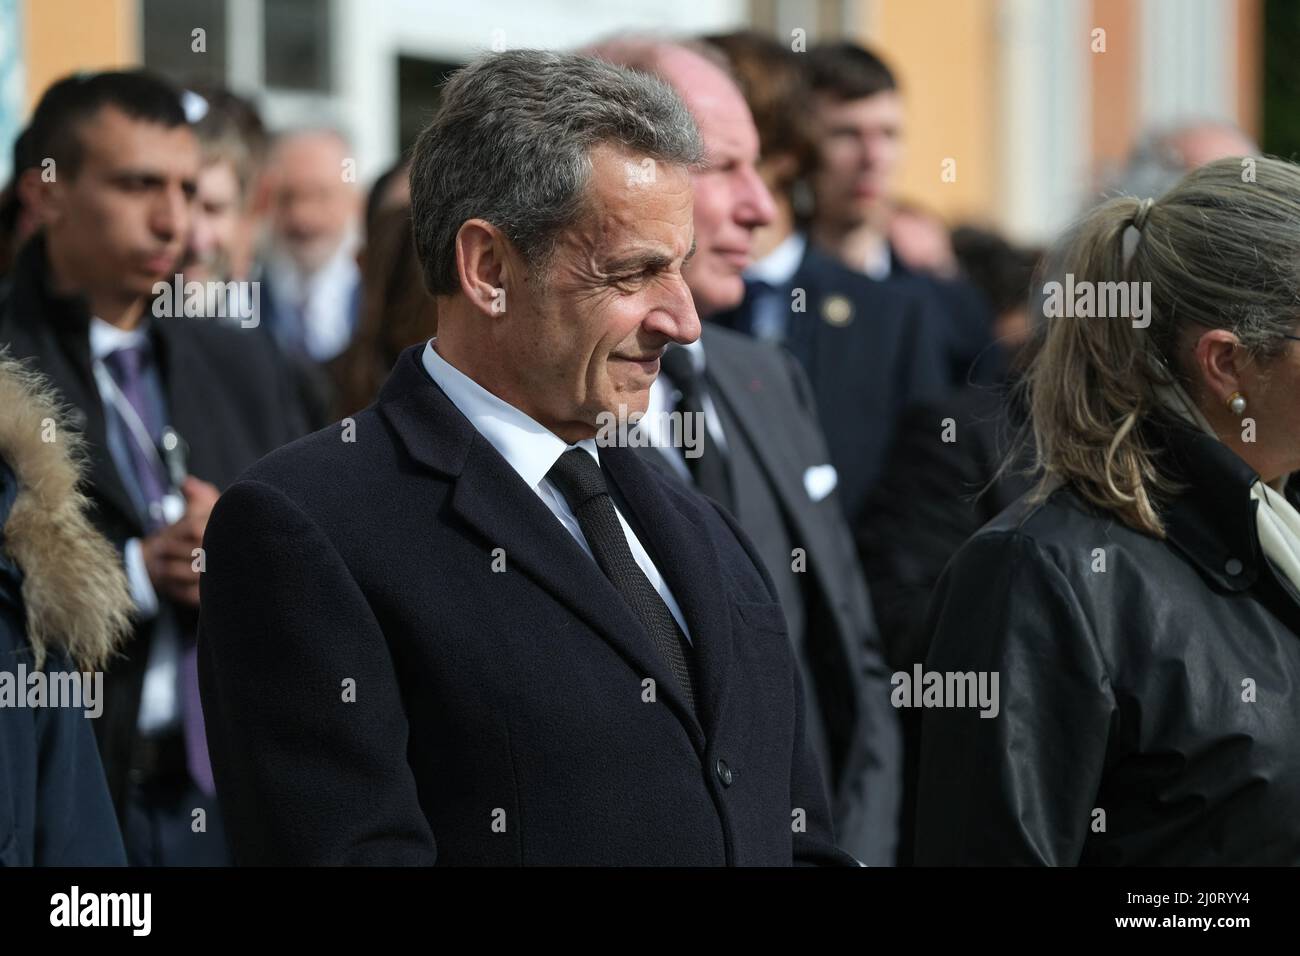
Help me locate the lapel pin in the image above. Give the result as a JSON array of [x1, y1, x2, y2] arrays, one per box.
[[822, 294, 853, 327]]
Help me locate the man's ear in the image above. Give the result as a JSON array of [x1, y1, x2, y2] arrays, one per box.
[[454, 219, 513, 318], [18, 165, 62, 228], [1192, 327, 1246, 405]]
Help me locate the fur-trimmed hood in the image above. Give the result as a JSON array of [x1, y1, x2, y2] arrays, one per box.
[[0, 349, 132, 670]]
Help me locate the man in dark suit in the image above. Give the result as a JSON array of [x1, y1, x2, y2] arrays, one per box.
[[590, 38, 901, 865], [197, 49, 850, 866], [0, 71, 304, 865], [718, 248, 949, 527]]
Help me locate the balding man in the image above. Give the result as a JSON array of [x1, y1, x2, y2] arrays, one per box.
[[198, 50, 852, 866], [261, 128, 361, 364], [589, 38, 901, 865]]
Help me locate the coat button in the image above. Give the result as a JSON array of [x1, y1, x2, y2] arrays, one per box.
[[1225, 558, 1244, 576], [715, 758, 734, 787]]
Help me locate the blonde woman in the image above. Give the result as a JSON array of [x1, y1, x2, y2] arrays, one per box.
[[915, 156, 1300, 865]]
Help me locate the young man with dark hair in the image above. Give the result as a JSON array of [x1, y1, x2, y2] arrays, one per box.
[[805, 41, 998, 390], [0, 69, 304, 866], [705, 30, 951, 525]]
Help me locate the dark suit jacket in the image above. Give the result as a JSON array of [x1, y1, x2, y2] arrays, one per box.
[[256, 271, 359, 431], [0, 236, 306, 818], [884, 248, 1002, 389], [716, 244, 951, 528], [855, 379, 1034, 866], [640, 324, 901, 865], [197, 344, 852, 866]]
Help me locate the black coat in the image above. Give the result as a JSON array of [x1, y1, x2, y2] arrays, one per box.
[[915, 419, 1300, 864], [858, 380, 1033, 672], [0, 461, 125, 866], [639, 325, 903, 865], [715, 245, 951, 527], [197, 345, 853, 866], [0, 236, 306, 817], [885, 249, 1001, 390]]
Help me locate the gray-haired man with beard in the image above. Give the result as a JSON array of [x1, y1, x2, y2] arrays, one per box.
[[198, 50, 854, 866]]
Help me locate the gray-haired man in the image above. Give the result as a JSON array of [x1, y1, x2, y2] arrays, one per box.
[[197, 50, 853, 865]]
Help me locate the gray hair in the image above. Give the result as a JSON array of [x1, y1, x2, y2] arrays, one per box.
[[409, 49, 704, 296], [1021, 155, 1300, 537]]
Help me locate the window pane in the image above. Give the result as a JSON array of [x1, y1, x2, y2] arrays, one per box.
[[142, 0, 227, 87], [264, 0, 331, 92]]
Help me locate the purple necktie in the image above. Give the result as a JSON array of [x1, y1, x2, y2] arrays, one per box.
[[103, 344, 215, 796], [102, 345, 168, 529], [180, 641, 214, 795]]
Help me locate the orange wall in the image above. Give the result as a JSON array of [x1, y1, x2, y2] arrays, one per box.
[[851, 0, 999, 226], [1089, 0, 1138, 179], [23, 0, 138, 112]]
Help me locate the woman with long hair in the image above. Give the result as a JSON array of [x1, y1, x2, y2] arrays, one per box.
[[915, 156, 1300, 864]]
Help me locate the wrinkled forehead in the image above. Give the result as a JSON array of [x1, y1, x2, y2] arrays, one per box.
[[570, 144, 693, 240]]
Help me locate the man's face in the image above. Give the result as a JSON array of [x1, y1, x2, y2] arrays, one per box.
[[656, 48, 775, 318], [37, 105, 198, 301], [182, 159, 242, 283], [268, 133, 358, 273], [811, 90, 904, 228], [492, 144, 699, 436]]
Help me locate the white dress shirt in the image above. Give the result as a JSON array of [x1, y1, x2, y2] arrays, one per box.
[[643, 338, 728, 484], [421, 339, 692, 641], [745, 230, 806, 286]]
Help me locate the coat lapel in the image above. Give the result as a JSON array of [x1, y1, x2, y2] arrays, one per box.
[[377, 347, 705, 748], [700, 328, 819, 542]]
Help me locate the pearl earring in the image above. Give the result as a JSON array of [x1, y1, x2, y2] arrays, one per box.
[[1228, 391, 1247, 416]]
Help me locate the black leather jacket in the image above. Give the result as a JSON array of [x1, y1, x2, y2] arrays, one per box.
[[915, 418, 1300, 864]]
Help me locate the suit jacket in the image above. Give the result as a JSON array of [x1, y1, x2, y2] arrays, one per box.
[[0, 235, 306, 818], [885, 248, 1002, 390], [855, 379, 1034, 865], [716, 245, 951, 528], [197, 344, 853, 866], [639, 324, 901, 865], [254, 272, 355, 431], [858, 380, 1034, 672]]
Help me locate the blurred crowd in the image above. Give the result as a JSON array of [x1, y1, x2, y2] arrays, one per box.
[[0, 28, 1264, 867]]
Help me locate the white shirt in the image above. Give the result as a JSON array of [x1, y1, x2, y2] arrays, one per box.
[[643, 339, 728, 484], [421, 339, 692, 641], [745, 230, 807, 286], [862, 239, 892, 280]]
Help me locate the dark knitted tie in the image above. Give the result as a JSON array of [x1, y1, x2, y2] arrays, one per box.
[[659, 346, 735, 513], [547, 448, 698, 716]]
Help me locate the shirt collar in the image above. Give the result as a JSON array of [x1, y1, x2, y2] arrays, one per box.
[[420, 338, 598, 490], [89, 316, 150, 361], [744, 231, 807, 287]]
